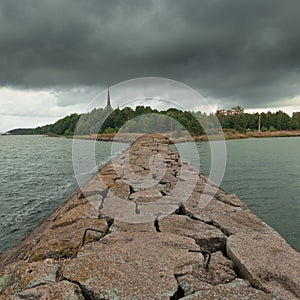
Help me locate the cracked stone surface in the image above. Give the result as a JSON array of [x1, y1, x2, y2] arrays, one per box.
[[215, 193, 248, 209], [180, 278, 275, 300], [109, 219, 156, 232], [227, 231, 300, 300], [0, 260, 84, 299], [28, 218, 108, 261], [18, 260, 59, 289], [63, 231, 201, 300], [52, 200, 100, 228], [184, 195, 270, 236], [175, 251, 237, 296], [129, 189, 163, 200], [11, 281, 85, 300], [0, 189, 92, 270], [159, 215, 226, 252], [0, 134, 299, 299]]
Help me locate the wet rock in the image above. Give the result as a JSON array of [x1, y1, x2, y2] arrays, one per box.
[[63, 231, 201, 300], [227, 231, 300, 299], [159, 215, 226, 252], [180, 278, 275, 299]]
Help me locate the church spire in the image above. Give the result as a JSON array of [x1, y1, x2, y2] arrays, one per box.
[[106, 84, 112, 109]]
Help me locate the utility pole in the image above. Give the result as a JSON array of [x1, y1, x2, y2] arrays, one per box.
[[258, 114, 261, 133]]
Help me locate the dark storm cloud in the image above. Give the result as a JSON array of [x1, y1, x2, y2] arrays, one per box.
[[1, 0, 300, 108]]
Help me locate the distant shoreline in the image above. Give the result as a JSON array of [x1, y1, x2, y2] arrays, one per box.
[[46, 129, 300, 143], [3, 130, 300, 142]]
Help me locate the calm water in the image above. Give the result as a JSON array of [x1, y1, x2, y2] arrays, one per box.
[[176, 137, 300, 252], [0, 136, 299, 255], [0, 135, 127, 254]]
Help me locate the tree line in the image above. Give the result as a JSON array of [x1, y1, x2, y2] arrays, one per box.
[[30, 105, 300, 136], [216, 106, 300, 132], [33, 106, 207, 136]]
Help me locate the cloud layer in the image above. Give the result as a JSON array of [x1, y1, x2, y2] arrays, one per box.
[[1, 0, 300, 131]]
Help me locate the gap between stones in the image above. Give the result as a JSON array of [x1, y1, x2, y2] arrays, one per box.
[[61, 276, 95, 300], [56, 176, 257, 297], [63, 143, 264, 297], [171, 202, 263, 293], [170, 278, 185, 300]]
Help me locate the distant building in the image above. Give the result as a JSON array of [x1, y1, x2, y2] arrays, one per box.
[[106, 84, 112, 109]]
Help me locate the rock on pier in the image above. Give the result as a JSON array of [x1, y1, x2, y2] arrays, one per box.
[[0, 134, 299, 299]]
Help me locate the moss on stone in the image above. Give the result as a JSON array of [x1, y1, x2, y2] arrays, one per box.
[[0, 274, 12, 294]]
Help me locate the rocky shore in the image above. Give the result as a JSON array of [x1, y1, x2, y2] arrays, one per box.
[[0, 135, 299, 299]]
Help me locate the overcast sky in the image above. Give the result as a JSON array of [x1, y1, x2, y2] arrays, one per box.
[[1, 0, 300, 131]]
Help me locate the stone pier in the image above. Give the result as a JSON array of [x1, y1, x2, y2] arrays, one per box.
[[0, 134, 299, 299]]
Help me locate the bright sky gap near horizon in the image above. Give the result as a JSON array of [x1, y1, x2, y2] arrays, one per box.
[[1, 1, 300, 132]]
